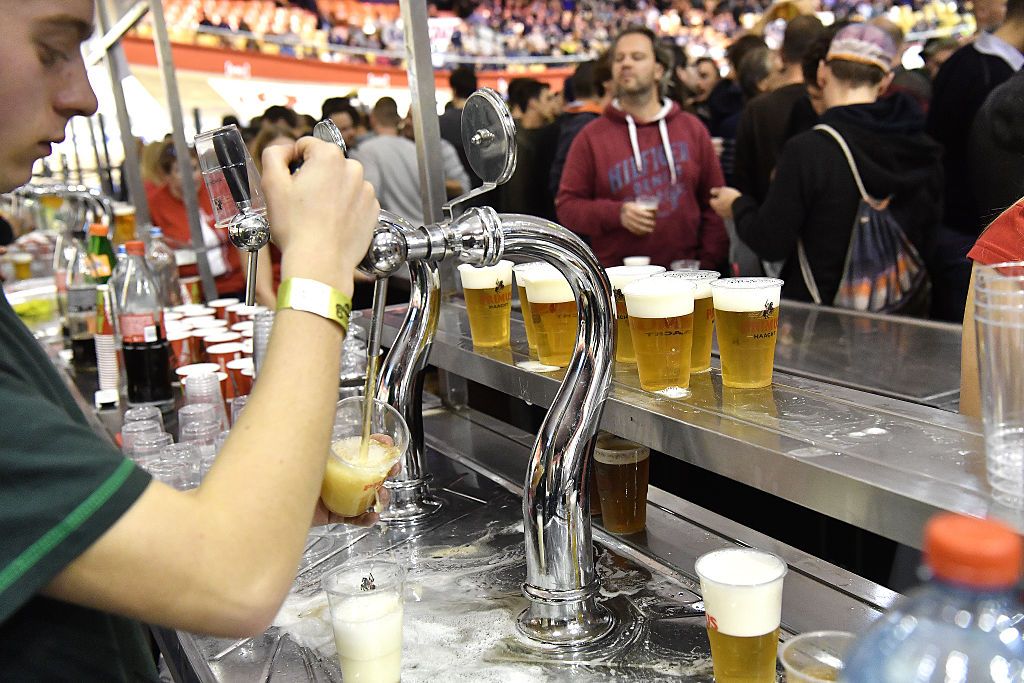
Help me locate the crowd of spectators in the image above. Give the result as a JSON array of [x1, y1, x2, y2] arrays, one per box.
[[145, 0, 973, 68]]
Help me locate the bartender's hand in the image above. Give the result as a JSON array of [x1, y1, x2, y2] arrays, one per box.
[[709, 186, 741, 220], [261, 138, 379, 295], [620, 202, 656, 236]]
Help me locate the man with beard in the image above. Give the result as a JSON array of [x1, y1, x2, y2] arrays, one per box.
[[556, 26, 729, 269]]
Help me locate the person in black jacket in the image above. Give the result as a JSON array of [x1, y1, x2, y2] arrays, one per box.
[[709, 23, 943, 305], [969, 69, 1024, 227]]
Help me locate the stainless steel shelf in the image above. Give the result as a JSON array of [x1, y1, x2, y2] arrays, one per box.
[[381, 303, 993, 550]]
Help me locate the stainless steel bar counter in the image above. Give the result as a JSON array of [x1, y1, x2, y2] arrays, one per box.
[[176, 401, 896, 681], [379, 302, 991, 552]]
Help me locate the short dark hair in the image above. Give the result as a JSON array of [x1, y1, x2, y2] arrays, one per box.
[[726, 34, 768, 73], [695, 56, 719, 73], [321, 96, 357, 121], [371, 97, 402, 128], [1010, 0, 1024, 21], [802, 24, 844, 86], [507, 78, 548, 114], [449, 66, 477, 100], [827, 59, 887, 87], [571, 61, 597, 100], [738, 46, 773, 99], [612, 25, 672, 73], [593, 50, 612, 98], [782, 15, 825, 66], [262, 105, 298, 129]]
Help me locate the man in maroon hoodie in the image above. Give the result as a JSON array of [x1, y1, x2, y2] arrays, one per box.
[[556, 26, 729, 269]]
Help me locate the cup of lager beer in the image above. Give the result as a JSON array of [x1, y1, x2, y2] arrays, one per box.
[[653, 270, 720, 373], [459, 260, 514, 348], [711, 278, 783, 389], [622, 276, 697, 397], [695, 547, 787, 683], [322, 397, 408, 518], [594, 432, 650, 534], [512, 262, 557, 354], [112, 203, 138, 245], [522, 267, 577, 368], [606, 265, 665, 363]]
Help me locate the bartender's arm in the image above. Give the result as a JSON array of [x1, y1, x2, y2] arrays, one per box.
[[42, 138, 379, 638]]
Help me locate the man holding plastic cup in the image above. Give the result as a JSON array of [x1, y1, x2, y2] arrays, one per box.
[[0, 4, 387, 676]]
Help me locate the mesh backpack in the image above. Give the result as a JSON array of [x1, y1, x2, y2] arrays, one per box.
[[798, 124, 931, 315]]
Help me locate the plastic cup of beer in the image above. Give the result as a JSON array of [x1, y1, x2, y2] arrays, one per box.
[[635, 195, 659, 217], [622, 276, 697, 397], [323, 397, 408, 518], [113, 203, 137, 244], [711, 278, 783, 389], [458, 260, 514, 348], [670, 259, 701, 271], [622, 256, 651, 267], [512, 262, 557, 354], [695, 548, 787, 683], [778, 630, 855, 682], [594, 432, 650, 534], [11, 252, 33, 280], [606, 265, 665, 363], [653, 270, 720, 373], [522, 267, 577, 368], [322, 557, 405, 683]]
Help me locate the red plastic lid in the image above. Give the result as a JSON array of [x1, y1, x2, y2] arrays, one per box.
[[925, 514, 1023, 588], [125, 240, 145, 256], [88, 223, 109, 237]]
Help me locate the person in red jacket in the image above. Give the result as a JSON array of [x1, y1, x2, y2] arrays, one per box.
[[555, 26, 729, 270], [146, 141, 246, 297]]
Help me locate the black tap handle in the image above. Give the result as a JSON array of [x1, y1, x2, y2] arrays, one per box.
[[212, 133, 251, 205]]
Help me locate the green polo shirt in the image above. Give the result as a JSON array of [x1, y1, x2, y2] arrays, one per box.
[[0, 290, 156, 679]]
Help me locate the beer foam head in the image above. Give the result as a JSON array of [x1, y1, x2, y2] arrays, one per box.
[[512, 261, 557, 280], [330, 436, 401, 471], [695, 548, 787, 638], [605, 265, 666, 292], [458, 260, 513, 290], [711, 278, 783, 312], [653, 270, 720, 298], [523, 269, 574, 304], [622, 277, 696, 318], [594, 433, 650, 465]]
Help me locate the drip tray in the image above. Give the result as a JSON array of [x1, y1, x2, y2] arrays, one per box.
[[185, 453, 786, 681]]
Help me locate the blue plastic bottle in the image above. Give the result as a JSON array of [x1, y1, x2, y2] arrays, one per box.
[[845, 514, 1024, 682]]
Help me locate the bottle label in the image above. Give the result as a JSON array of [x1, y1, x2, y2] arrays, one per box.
[[120, 313, 163, 344], [89, 254, 112, 278], [67, 285, 97, 314]]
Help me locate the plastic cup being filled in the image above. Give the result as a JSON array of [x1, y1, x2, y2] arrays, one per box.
[[322, 397, 408, 518], [322, 558, 405, 683]]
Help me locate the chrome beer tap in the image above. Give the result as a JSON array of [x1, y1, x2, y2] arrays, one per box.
[[358, 90, 616, 645]]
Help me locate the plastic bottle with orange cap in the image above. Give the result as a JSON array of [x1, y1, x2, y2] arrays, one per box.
[[845, 513, 1024, 681]]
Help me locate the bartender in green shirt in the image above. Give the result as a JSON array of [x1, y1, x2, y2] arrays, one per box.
[[0, 2, 381, 678]]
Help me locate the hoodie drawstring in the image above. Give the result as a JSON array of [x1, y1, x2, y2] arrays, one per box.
[[658, 118, 678, 186], [620, 99, 678, 185]]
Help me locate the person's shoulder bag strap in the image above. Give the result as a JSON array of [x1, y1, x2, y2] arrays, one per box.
[[797, 124, 869, 305]]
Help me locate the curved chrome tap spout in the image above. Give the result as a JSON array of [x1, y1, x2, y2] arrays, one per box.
[[498, 213, 617, 646], [375, 258, 444, 524]]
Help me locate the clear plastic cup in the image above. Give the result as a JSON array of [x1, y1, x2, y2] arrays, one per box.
[[670, 259, 701, 271], [778, 630, 855, 682], [711, 278, 783, 389], [695, 548, 787, 683], [622, 256, 651, 267], [653, 270, 721, 373], [230, 394, 249, 426], [323, 397, 409, 517], [253, 310, 275, 376], [322, 558, 405, 683], [606, 265, 666, 364], [458, 260, 514, 348], [177, 403, 217, 433], [130, 432, 174, 462], [121, 420, 162, 454], [156, 442, 201, 490], [179, 419, 219, 471], [123, 405, 164, 430], [593, 432, 650, 534], [183, 371, 229, 429], [975, 263, 1024, 509]]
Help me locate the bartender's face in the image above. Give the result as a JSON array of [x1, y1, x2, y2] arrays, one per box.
[[0, 2, 98, 193]]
